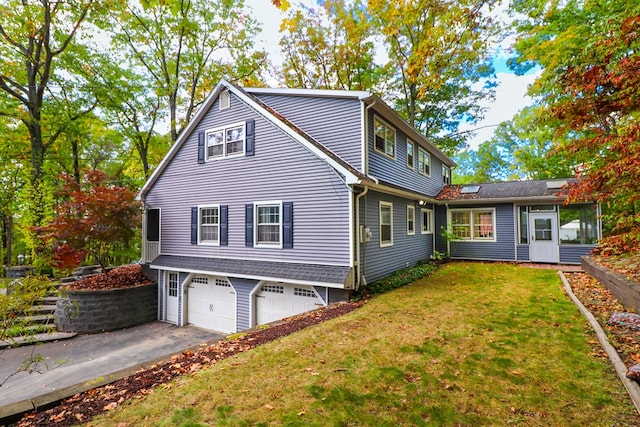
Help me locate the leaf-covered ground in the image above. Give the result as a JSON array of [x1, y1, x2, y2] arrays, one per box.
[[65, 264, 152, 291], [594, 254, 640, 284], [10, 259, 640, 426], [12, 301, 364, 426]]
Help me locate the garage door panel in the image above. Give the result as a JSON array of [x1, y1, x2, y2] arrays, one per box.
[[256, 283, 324, 326], [187, 276, 237, 333]]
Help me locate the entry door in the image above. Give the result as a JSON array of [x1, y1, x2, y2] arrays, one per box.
[[166, 272, 179, 324], [529, 212, 558, 263]]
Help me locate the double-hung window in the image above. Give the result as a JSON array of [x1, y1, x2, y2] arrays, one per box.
[[418, 147, 431, 176], [407, 205, 415, 235], [206, 122, 245, 159], [442, 165, 451, 184], [256, 202, 282, 247], [421, 208, 433, 234], [380, 201, 393, 247], [407, 140, 415, 169], [450, 208, 495, 241], [374, 117, 396, 158], [199, 206, 220, 245]]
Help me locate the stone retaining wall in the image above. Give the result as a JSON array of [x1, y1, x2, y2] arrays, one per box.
[[582, 256, 640, 312], [55, 284, 158, 333]]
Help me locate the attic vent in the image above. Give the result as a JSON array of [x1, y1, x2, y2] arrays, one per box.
[[219, 90, 230, 110], [546, 180, 567, 189], [460, 185, 480, 194]]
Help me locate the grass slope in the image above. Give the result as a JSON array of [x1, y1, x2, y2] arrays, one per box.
[[91, 263, 639, 426]]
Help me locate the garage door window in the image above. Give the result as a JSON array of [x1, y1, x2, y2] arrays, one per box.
[[294, 288, 316, 298], [261, 284, 284, 293], [215, 278, 231, 287]]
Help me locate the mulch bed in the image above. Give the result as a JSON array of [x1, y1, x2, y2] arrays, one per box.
[[566, 271, 640, 367], [11, 301, 365, 427]]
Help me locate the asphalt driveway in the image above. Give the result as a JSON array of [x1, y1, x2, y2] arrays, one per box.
[[0, 322, 224, 421]]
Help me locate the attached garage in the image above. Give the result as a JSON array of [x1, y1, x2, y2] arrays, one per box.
[[187, 275, 237, 333], [255, 283, 324, 326]]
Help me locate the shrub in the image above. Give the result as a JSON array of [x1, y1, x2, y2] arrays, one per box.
[[361, 262, 438, 296]]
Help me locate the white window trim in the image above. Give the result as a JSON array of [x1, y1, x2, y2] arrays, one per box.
[[407, 139, 415, 169], [418, 147, 431, 177], [379, 201, 394, 247], [442, 165, 451, 184], [198, 204, 220, 246], [448, 208, 497, 242], [205, 121, 246, 161], [421, 208, 434, 234], [373, 115, 396, 160], [407, 205, 415, 235], [254, 200, 283, 249]]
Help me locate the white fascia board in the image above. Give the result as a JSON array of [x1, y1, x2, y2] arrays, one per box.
[[368, 181, 438, 204], [245, 86, 371, 100], [225, 83, 362, 185]]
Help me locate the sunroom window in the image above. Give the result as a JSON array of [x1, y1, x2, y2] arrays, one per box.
[[450, 208, 495, 241], [559, 204, 598, 244]]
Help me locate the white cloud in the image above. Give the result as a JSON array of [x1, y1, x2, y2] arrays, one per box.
[[459, 71, 539, 150]]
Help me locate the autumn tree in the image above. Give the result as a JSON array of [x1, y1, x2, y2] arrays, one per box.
[[38, 170, 141, 273], [511, 0, 640, 252], [106, 0, 267, 143], [368, 0, 502, 154], [278, 0, 385, 91], [454, 106, 574, 183]]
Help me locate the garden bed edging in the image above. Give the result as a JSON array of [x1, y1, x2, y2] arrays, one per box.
[[582, 256, 640, 313], [55, 283, 158, 333]]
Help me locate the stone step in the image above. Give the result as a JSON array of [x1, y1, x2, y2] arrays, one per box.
[[0, 331, 77, 349], [21, 314, 55, 325], [29, 304, 57, 314]]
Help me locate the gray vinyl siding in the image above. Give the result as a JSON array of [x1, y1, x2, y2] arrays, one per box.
[[253, 94, 362, 170], [517, 245, 530, 262], [145, 91, 352, 267], [227, 277, 258, 331], [366, 109, 445, 197], [449, 204, 516, 261], [559, 245, 595, 264], [359, 190, 434, 284]]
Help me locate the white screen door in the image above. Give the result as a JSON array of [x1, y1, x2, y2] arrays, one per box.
[[529, 212, 558, 263]]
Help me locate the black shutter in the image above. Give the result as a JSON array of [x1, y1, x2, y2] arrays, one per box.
[[197, 131, 205, 164], [245, 204, 254, 247], [191, 207, 198, 245], [220, 205, 228, 246], [245, 119, 255, 156], [146, 209, 160, 242], [283, 202, 293, 249]]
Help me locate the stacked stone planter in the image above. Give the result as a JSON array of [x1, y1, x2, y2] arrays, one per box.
[[55, 283, 157, 334]]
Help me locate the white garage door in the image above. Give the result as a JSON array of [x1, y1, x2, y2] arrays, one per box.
[[187, 276, 236, 333], [256, 283, 324, 326]]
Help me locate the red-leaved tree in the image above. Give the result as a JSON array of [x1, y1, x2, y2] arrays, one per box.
[[552, 15, 640, 254], [37, 170, 141, 273]]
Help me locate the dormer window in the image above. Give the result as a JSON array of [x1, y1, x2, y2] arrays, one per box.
[[374, 116, 396, 159], [206, 122, 245, 159]]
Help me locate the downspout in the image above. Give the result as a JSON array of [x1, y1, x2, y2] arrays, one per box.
[[355, 185, 369, 290], [354, 98, 378, 290]]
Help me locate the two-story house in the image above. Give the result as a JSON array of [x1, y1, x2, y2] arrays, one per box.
[[140, 79, 600, 334]]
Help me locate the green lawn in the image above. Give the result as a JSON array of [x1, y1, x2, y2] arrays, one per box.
[[90, 262, 639, 426]]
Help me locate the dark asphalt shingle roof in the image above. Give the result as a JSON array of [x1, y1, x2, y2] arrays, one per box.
[[150, 255, 351, 286], [436, 179, 577, 202]]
